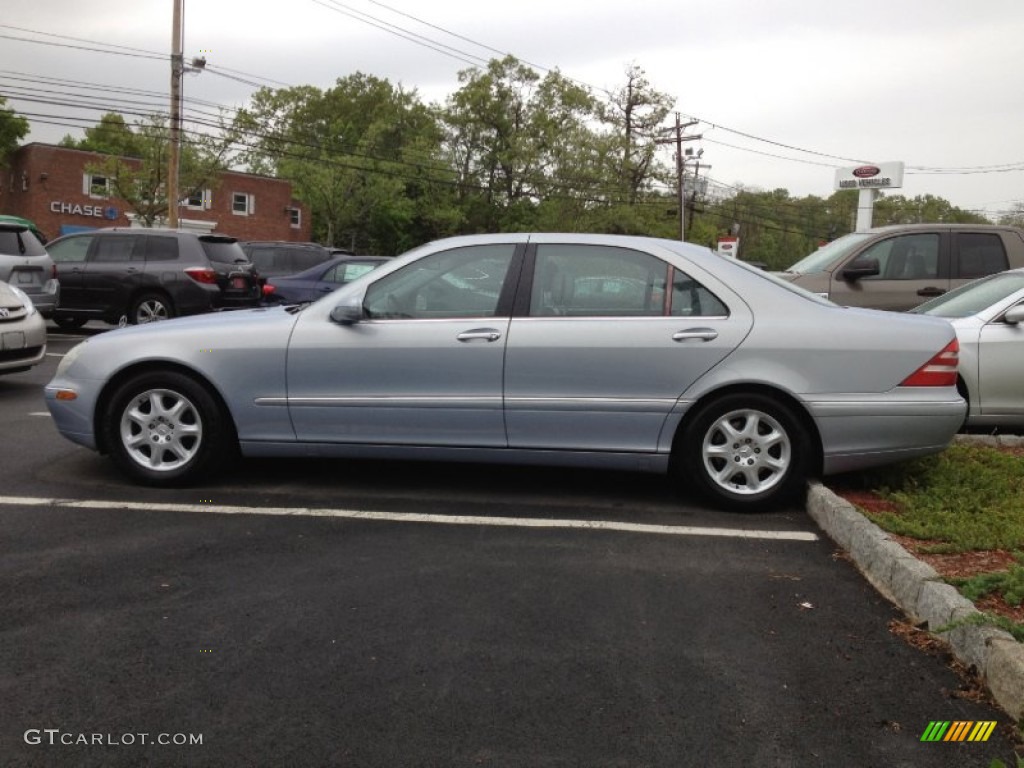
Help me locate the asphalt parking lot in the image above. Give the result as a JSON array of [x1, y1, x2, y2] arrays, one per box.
[[0, 326, 1019, 767]]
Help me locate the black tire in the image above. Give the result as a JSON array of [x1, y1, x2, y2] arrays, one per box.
[[130, 292, 174, 324], [678, 392, 811, 512], [53, 315, 88, 330], [103, 370, 236, 486]]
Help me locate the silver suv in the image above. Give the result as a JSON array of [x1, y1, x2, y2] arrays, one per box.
[[775, 223, 1024, 311], [0, 221, 59, 318]]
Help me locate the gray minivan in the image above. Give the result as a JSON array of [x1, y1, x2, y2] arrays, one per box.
[[775, 224, 1024, 311]]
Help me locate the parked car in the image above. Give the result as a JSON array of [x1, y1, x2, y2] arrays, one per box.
[[240, 241, 334, 279], [0, 279, 47, 374], [0, 219, 59, 318], [0, 214, 49, 244], [265, 255, 390, 304], [45, 234, 965, 510], [776, 224, 1024, 311], [911, 268, 1024, 430], [45, 228, 262, 328]]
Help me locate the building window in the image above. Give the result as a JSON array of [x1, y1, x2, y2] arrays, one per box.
[[288, 207, 301, 229], [184, 189, 212, 210], [232, 192, 255, 216], [83, 173, 110, 199]]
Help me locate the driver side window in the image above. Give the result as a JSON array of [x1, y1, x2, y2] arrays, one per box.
[[860, 233, 940, 280], [364, 245, 516, 319]]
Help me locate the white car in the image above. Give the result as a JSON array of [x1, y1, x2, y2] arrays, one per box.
[[912, 268, 1024, 430], [0, 280, 47, 375]]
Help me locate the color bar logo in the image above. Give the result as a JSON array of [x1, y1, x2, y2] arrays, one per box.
[[920, 721, 997, 742]]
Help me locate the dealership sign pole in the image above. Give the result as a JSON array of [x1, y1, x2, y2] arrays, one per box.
[[834, 161, 905, 231]]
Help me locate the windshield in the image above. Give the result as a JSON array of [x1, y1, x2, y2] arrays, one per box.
[[783, 233, 873, 274], [912, 271, 1024, 318]]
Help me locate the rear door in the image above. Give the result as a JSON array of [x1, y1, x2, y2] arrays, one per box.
[[503, 241, 752, 453], [81, 234, 144, 315]]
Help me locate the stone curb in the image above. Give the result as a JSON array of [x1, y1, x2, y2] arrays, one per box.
[[806, 482, 1024, 720]]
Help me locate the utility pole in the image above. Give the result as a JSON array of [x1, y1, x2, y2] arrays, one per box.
[[168, 0, 184, 229], [656, 114, 700, 242]]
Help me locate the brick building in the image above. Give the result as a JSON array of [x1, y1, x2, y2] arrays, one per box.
[[0, 143, 311, 242]]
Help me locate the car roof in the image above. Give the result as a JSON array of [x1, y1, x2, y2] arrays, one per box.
[[865, 223, 1024, 234]]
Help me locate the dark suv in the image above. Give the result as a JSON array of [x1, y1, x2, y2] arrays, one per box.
[[240, 241, 333, 278], [46, 228, 262, 328]]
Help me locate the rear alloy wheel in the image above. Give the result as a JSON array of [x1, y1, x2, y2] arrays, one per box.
[[104, 371, 234, 485], [130, 293, 174, 324], [680, 393, 810, 511]]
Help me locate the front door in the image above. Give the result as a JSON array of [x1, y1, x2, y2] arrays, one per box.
[[286, 243, 521, 447]]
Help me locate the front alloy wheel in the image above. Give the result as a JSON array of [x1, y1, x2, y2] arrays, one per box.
[[105, 371, 235, 485], [119, 388, 203, 473]]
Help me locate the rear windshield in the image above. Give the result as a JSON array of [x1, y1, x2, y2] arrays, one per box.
[[200, 238, 251, 266], [0, 227, 48, 257]]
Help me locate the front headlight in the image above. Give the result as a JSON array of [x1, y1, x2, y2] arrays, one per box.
[[8, 284, 36, 316], [55, 339, 89, 378]]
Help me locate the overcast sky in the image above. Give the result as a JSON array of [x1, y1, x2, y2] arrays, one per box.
[[3, 0, 1023, 219]]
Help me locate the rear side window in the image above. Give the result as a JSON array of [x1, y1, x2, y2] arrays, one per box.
[[0, 228, 48, 257], [530, 244, 727, 317], [146, 236, 179, 262], [955, 233, 1008, 278]]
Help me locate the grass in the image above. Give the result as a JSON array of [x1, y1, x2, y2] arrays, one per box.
[[835, 442, 1024, 553], [829, 442, 1024, 640]]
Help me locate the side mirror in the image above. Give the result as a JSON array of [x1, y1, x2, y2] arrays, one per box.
[[839, 256, 880, 281], [330, 298, 364, 325], [1002, 305, 1024, 325]]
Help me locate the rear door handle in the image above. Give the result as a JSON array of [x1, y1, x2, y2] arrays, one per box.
[[917, 287, 945, 297], [457, 328, 502, 342], [673, 328, 718, 342]]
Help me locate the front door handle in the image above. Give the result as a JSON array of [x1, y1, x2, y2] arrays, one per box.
[[457, 328, 502, 343], [673, 328, 718, 342], [917, 287, 945, 297]]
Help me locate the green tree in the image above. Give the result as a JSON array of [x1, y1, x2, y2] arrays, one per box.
[[65, 113, 232, 227], [59, 112, 142, 156], [997, 202, 1024, 229], [234, 74, 458, 253], [442, 55, 600, 232], [0, 96, 29, 168]]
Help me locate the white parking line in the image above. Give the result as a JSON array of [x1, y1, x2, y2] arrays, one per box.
[[0, 495, 818, 541], [28, 412, 52, 417]]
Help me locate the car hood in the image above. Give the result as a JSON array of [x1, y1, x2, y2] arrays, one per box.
[[0, 280, 26, 307]]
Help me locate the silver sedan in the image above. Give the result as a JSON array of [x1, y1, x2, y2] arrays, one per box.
[[45, 234, 965, 510], [912, 268, 1024, 430], [0, 280, 47, 375]]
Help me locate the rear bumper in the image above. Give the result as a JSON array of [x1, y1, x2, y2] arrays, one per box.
[[806, 392, 966, 474]]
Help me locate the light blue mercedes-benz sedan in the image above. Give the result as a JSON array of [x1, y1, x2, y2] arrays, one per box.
[[45, 234, 965, 510]]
